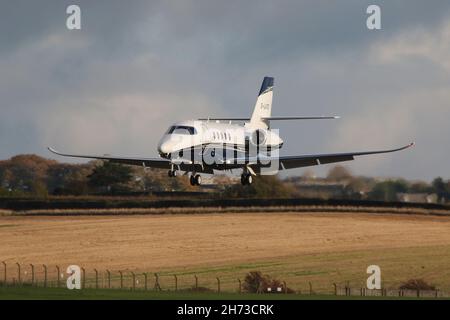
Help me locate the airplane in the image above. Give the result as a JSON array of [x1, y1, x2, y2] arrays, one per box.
[[48, 77, 414, 186]]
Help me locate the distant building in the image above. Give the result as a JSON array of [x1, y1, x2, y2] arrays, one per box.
[[397, 193, 438, 204]]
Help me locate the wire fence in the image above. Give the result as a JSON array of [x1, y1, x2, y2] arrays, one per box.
[[1, 261, 449, 298]]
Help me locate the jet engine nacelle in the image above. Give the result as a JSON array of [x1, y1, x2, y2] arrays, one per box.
[[249, 129, 267, 146]]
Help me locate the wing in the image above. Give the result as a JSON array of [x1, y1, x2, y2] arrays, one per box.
[[277, 142, 414, 170], [48, 147, 171, 169], [223, 142, 414, 172]]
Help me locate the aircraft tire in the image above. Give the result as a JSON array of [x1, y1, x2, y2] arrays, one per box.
[[168, 170, 177, 177], [241, 173, 253, 185]]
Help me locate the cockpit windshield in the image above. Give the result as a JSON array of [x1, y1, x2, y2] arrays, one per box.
[[166, 125, 197, 135]]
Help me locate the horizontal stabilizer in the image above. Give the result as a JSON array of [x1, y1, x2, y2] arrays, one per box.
[[198, 116, 340, 122], [262, 116, 340, 120]]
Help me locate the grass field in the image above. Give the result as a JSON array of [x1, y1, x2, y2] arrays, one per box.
[[1, 211, 450, 294], [0, 286, 438, 300]]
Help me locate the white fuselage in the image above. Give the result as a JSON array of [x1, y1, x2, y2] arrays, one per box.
[[157, 120, 283, 159]]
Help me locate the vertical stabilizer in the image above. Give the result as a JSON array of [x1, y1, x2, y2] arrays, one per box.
[[249, 77, 274, 129]]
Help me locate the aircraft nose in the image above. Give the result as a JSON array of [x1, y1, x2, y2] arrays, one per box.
[[158, 140, 172, 155]]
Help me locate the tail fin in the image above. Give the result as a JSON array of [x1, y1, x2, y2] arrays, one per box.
[[249, 77, 274, 129]]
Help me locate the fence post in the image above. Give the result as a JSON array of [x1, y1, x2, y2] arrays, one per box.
[[2, 261, 6, 285], [30, 264, 35, 286], [81, 267, 86, 289], [238, 279, 241, 293], [106, 270, 111, 289], [333, 283, 337, 295], [119, 271, 123, 289], [283, 281, 287, 294], [216, 277, 220, 293], [56, 265, 60, 288], [154, 273, 161, 291], [194, 275, 198, 289], [16, 263, 21, 285], [143, 273, 148, 291], [173, 275, 177, 292], [309, 282, 313, 295], [43, 264, 47, 288], [94, 269, 98, 289], [131, 272, 135, 290]]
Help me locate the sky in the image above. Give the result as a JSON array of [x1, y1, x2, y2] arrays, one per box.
[[1, 0, 449, 181]]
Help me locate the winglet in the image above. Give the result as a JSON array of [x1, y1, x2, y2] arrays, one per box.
[[48, 146, 59, 154]]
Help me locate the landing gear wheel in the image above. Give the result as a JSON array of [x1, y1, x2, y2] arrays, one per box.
[[190, 174, 202, 186], [168, 170, 177, 177], [241, 174, 253, 185]]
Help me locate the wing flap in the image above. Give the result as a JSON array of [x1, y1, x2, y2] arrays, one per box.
[[280, 157, 319, 169]]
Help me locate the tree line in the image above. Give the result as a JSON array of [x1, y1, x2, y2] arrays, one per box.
[[0, 154, 448, 202]]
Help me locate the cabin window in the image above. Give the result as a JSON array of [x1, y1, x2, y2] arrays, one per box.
[[167, 126, 197, 135]]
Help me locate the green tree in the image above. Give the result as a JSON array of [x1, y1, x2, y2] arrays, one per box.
[[368, 179, 408, 202], [30, 180, 48, 199], [409, 181, 433, 194], [87, 161, 133, 193], [432, 177, 448, 202], [326, 165, 353, 181]]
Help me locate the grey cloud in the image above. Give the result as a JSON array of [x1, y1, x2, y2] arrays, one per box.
[[0, 0, 449, 181]]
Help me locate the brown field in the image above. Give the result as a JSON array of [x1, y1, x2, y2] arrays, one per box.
[[1, 211, 450, 292]]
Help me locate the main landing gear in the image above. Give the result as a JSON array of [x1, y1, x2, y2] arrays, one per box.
[[241, 173, 253, 185], [168, 169, 201, 186], [168, 169, 177, 177], [190, 174, 202, 186]]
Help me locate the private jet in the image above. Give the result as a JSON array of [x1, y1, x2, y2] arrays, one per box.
[[48, 77, 414, 186]]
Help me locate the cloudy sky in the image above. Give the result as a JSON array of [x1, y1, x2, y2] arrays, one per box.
[[1, 0, 449, 181]]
